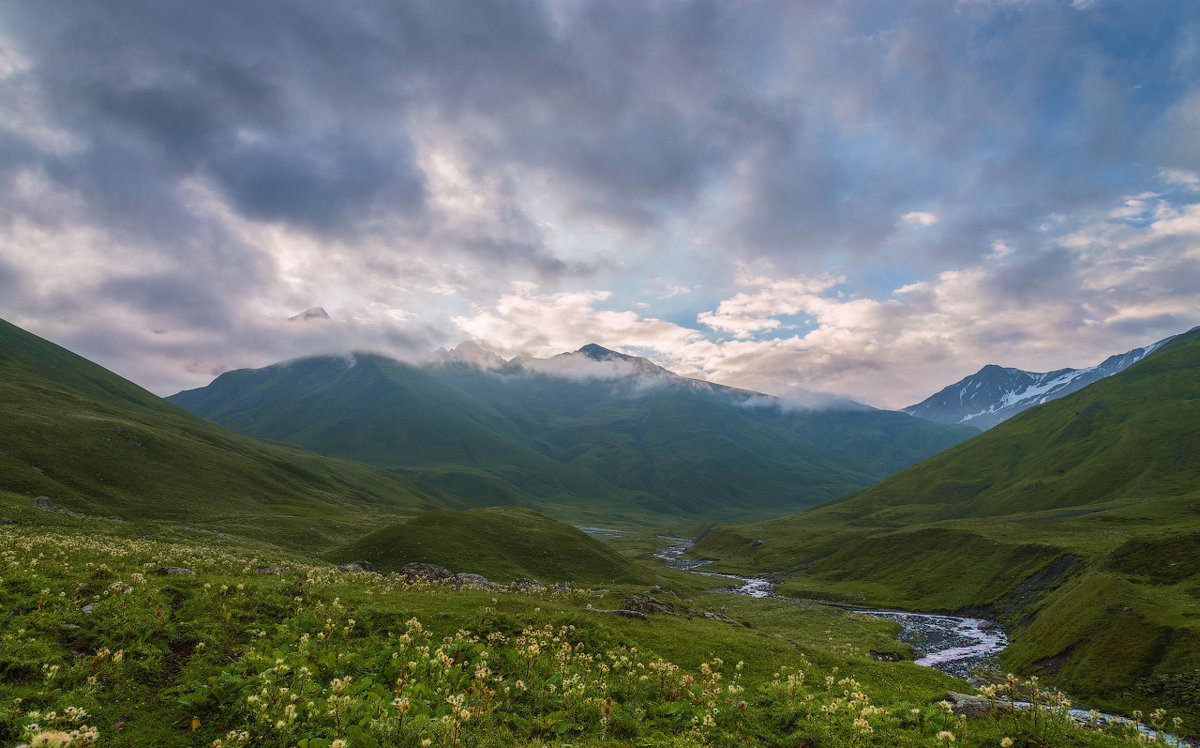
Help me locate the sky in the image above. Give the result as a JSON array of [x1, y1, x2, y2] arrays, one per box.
[[1, 0, 1198, 409]]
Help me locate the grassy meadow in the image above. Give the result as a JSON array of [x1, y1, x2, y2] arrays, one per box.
[[0, 513, 1188, 747]]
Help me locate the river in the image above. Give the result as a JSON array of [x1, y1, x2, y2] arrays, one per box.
[[653, 538, 1189, 746]]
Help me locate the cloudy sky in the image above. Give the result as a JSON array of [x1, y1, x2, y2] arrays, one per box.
[[1, 0, 1198, 408]]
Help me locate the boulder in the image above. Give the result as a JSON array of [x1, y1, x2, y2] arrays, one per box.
[[947, 691, 994, 717], [31, 496, 75, 516], [255, 565, 295, 575], [623, 594, 676, 616], [510, 577, 546, 593], [335, 562, 375, 573], [398, 562, 455, 583], [156, 567, 196, 576], [452, 573, 505, 591]]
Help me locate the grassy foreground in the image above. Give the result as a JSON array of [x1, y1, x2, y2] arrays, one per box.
[[0, 521, 1177, 747]]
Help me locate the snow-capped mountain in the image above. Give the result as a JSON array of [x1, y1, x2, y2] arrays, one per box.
[[904, 334, 1178, 430]]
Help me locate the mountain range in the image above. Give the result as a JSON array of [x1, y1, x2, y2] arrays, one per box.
[[166, 343, 976, 526], [4, 312, 1200, 729], [903, 333, 1176, 430]]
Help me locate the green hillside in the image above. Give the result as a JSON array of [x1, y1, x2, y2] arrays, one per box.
[[0, 318, 453, 547], [691, 326, 1200, 722], [168, 350, 975, 526], [327, 505, 651, 585]]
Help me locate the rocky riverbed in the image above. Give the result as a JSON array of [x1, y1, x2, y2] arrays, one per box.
[[654, 538, 1003, 676], [654, 538, 1190, 746]]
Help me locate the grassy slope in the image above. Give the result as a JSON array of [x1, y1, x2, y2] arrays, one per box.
[[326, 506, 652, 585], [691, 327, 1200, 722], [169, 355, 975, 527], [0, 318, 457, 548]]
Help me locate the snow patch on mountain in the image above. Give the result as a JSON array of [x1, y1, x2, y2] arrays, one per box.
[[904, 334, 1176, 431]]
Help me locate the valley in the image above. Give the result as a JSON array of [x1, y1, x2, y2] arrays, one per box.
[[2, 316, 1198, 746]]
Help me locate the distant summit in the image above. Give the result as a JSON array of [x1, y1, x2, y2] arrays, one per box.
[[904, 332, 1179, 430], [290, 306, 330, 321], [557, 343, 675, 378], [435, 341, 508, 369]]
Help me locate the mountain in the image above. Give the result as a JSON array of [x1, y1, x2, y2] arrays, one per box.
[[692, 326, 1200, 719], [904, 333, 1176, 430], [0, 317, 454, 547], [167, 345, 977, 527]]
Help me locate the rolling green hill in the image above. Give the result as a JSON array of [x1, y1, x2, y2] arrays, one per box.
[[0, 318, 455, 547], [691, 326, 1200, 721], [168, 347, 976, 526], [326, 505, 651, 585]]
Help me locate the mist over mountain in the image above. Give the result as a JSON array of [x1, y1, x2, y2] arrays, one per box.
[[168, 344, 975, 526]]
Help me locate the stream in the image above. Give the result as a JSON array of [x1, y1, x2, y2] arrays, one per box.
[[653, 538, 1189, 746]]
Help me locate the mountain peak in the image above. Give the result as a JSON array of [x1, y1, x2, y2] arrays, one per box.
[[436, 341, 508, 369], [290, 306, 330, 322], [576, 343, 626, 360], [905, 331, 1181, 430]]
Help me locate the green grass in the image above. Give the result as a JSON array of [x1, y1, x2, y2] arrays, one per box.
[[0, 519, 1170, 747], [325, 506, 653, 586]]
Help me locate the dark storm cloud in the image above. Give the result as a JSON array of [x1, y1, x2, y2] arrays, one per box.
[[5, 0, 1194, 266], [98, 273, 232, 330], [0, 255, 20, 298]]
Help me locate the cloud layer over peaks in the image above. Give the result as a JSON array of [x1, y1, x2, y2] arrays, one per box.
[[0, 1, 1196, 404]]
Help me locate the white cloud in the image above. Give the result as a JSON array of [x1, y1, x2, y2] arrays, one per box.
[[449, 186, 1200, 409], [901, 211, 939, 226], [697, 271, 840, 338], [452, 284, 703, 359], [1160, 168, 1200, 191]]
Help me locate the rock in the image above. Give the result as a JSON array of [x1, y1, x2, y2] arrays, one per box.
[[256, 565, 294, 575], [648, 585, 663, 593], [155, 566, 196, 576], [623, 594, 676, 616], [81, 603, 98, 615], [104, 516, 125, 522], [31, 496, 76, 516], [586, 607, 648, 620], [335, 562, 374, 573], [399, 563, 455, 583], [702, 610, 739, 624], [947, 691, 994, 717], [511, 577, 546, 593], [0, 517, 13, 524], [452, 573, 505, 591], [549, 582, 574, 594], [752, 538, 765, 548]]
